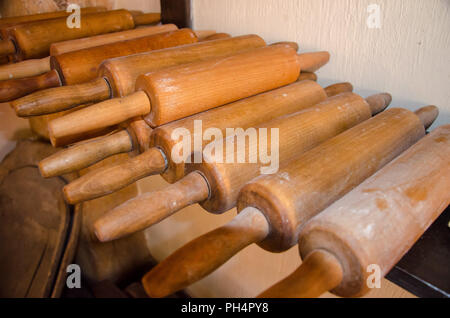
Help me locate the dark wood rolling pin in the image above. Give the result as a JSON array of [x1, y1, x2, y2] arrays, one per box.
[[259, 124, 450, 298], [12, 34, 266, 117], [38, 75, 327, 180], [58, 82, 354, 203], [0, 28, 197, 102], [92, 91, 390, 242], [0, 9, 161, 60], [45, 45, 330, 147], [0, 24, 178, 81], [140, 105, 438, 298], [0, 7, 106, 63]]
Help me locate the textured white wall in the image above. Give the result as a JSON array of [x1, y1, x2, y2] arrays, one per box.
[[192, 0, 450, 129]]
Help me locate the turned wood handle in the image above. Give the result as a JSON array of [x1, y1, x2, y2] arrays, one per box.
[[0, 69, 61, 102], [93, 172, 210, 242], [0, 40, 15, 58], [0, 56, 50, 81], [39, 130, 133, 178], [271, 41, 299, 52], [48, 91, 150, 147], [12, 77, 111, 117], [365, 93, 392, 115], [414, 105, 439, 130], [133, 12, 161, 26], [257, 250, 343, 298], [324, 82, 354, 97], [142, 207, 269, 298], [297, 51, 330, 73], [297, 72, 317, 82], [63, 147, 167, 204]]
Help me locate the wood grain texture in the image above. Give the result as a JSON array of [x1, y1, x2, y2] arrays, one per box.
[[258, 250, 343, 298], [52, 28, 197, 85], [0, 56, 50, 81], [191, 0, 450, 129], [14, 35, 266, 117], [8, 9, 136, 60]]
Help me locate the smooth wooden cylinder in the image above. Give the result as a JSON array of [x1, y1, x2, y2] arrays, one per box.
[[52, 28, 198, 86], [39, 130, 134, 178], [8, 10, 136, 60], [136, 44, 303, 127], [200, 33, 231, 41], [298, 125, 450, 298], [236, 107, 431, 253]]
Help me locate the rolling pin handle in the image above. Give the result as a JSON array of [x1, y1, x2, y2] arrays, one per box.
[[0, 69, 61, 102], [93, 171, 210, 242], [257, 249, 343, 298], [414, 105, 439, 130], [365, 93, 392, 115], [63, 146, 167, 204], [141, 206, 269, 298], [132, 12, 161, 26], [12, 76, 111, 117]]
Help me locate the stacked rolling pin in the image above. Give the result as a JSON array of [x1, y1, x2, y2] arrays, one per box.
[[2, 6, 448, 298]]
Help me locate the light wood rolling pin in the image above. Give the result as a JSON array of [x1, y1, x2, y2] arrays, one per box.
[[0, 24, 178, 81], [59, 82, 353, 203], [46, 45, 330, 147], [0, 9, 161, 60], [140, 105, 438, 298], [259, 124, 450, 298], [0, 7, 106, 63], [0, 28, 197, 102], [12, 35, 266, 117], [38, 75, 326, 180], [92, 91, 390, 242], [24, 35, 268, 152]]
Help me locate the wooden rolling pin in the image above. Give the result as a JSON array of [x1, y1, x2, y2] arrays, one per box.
[[0, 24, 178, 81], [38, 70, 324, 180], [259, 124, 450, 298], [46, 45, 330, 146], [140, 105, 438, 298], [0, 7, 106, 63], [0, 28, 197, 102], [59, 82, 354, 203], [12, 35, 266, 117], [0, 7, 106, 28], [92, 91, 389, 242], [0, 9, 161, 60]]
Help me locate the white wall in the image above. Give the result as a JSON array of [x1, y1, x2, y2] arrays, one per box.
[[192, 0, 450, 129]]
